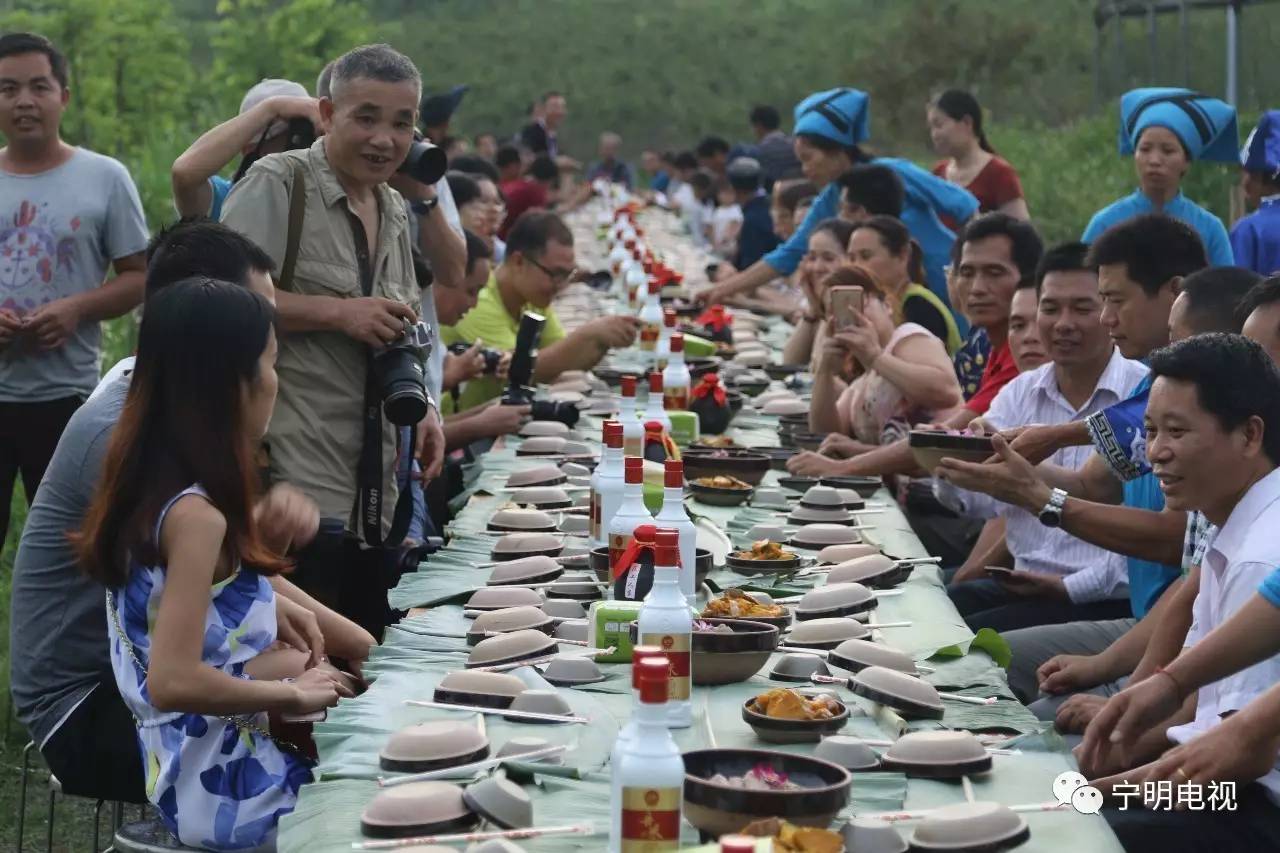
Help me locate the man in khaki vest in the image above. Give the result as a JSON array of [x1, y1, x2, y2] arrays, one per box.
[[222, 44, 447, 628]]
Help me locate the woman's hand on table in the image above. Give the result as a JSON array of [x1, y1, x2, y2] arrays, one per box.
[[786, 450, 843, 476], [285, 666, 353, 714], [818, 432, 866, 459]]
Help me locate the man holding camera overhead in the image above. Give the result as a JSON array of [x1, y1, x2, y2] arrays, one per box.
[[221, 44, 447, 635]]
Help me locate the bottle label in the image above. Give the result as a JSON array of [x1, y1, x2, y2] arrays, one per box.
[[639, 632, 690, 700], [639, 323, 660, 351], [662, 388, 688, 411], [609, 531, 632, 568], [620, 786, 681, 850], [589, 490, 601, 541]]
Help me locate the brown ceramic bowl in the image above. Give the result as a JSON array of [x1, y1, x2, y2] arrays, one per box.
[[681, 448, 772, 487], [691, 618, 780, 686], [742, 690, 850, 743]]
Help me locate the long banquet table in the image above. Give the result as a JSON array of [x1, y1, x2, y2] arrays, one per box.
[[275, 204, 1122, 853]]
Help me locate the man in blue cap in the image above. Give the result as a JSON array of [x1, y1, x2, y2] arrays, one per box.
[[1083, 87, 1237, 268], [1233, 110, 1280, 276], [701, 86, 977, 309]]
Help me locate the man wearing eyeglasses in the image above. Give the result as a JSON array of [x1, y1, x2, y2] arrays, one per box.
[[440, 209, 637, 411]]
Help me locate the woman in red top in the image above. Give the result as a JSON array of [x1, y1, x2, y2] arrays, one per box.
[[927, 89, 1029, 229]]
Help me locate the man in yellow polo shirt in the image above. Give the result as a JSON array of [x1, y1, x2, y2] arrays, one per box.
[[442, 209, 638, 411]]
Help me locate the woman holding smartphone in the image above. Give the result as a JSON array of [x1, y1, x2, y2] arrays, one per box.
[[76, 279, 351, 850], [781, 217, 856, 372], [800, 266, 963, 470]]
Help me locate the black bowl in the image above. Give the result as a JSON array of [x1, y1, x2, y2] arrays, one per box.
[[791, 432, 826, 452], [588, 545, 713, 586], [682, 449, 772, 487], [742, 693, 850, 743], [725, 552, 802, 575], [777, 475, 820, 493], [687, 356, 722, 380], [691, 618, 780, 686], [764, 363, 805, 381], [820, 475, 882, 498], [682, 748, 852, 841], [669, 298, 703, 317], [584, 270, 613, 290], [748, 446, 797, 471], [731, 377, 769, 397], [725, 389, 745, 416], [688, 481, 754, 507], [693, 617, 780, 653]]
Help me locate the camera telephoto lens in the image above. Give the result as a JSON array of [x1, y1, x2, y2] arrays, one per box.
[[528, 399, 580, 426], [373, 347, 429, 426]]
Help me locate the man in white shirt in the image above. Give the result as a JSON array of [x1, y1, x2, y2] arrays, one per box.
[[936, 242, 1148, 631], [1074, 333, 1280, 851]]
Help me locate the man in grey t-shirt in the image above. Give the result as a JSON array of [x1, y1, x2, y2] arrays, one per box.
[[0, 34, 148, 545]]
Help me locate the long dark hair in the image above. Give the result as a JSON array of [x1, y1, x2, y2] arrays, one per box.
[[933, 89, 995, 154], [75, 278, 287, 587], [855, 215, 927, 283]]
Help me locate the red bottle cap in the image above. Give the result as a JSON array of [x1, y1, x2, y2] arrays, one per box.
[[603, 420, 623, 447], [624, 456, 644, 484], [637, 657, 670, 704], [620, 374, 637, 397], [664, 459, 684, 488], [632, 523, 656, 544], [663, 308, 677, 327], [648, 278, 662, 295], [719, 836, 757, 853], [654, 528, 680, 566], [669, 332, 684, 353], [644, 419, 664, 435], [649, 371, 663, 392], [632, 648, 664, 690]]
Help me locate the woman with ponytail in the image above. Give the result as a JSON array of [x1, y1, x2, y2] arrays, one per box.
[[928, 89, 1029, 225]]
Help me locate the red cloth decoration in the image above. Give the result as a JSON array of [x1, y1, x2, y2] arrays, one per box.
[[691, 372, 727, 406], [696, 304, 733, 331]]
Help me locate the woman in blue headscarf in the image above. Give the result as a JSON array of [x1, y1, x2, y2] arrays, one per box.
[[1232, 110, 1280, 276], [1083, 87, 1236, 267], [702, 87, 978, 308]]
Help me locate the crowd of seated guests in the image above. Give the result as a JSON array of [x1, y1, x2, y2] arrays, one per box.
[[11, 22, 1280, 852]]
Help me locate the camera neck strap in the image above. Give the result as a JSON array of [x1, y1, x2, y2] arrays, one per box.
[[342, 189, 415, 550]]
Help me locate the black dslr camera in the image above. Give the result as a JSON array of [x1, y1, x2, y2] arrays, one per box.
[[398, 135, 448, 186], [372, 319, 433, 426], [447, 340, 502, 375], [500, 311, 579, 426]]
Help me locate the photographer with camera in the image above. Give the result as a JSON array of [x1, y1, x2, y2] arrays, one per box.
[[441, 209, 638, 412], [220, 44, 445, 637], [171, 78, 318, 220]]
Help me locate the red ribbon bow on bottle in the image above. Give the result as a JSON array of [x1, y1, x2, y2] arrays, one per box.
[[691, 372, 727, 406], [695, 304, 733, 332], [610, 523, 682, 581]]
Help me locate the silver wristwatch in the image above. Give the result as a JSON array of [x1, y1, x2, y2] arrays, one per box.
[[1037, 487, 1068, 528]]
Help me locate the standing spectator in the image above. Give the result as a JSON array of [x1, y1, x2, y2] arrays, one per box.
[[499, 154, 559, 238], [696, 135, 731, 178], [1083, 87, 1236, 267], [1233, 110, 1280, 276], [220, 43, 444, 635], [0, 32, 148, 547], [749, 104, 801, 188], [587, 131, 634, 188], [419, 84, 467, 144], [520, 90, 566, 158], [171, 78, 317, 220], [474, 131, 498, 161], [928, 89, 1029, 225], [727, 157, 780, 269]]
